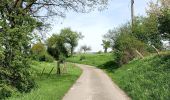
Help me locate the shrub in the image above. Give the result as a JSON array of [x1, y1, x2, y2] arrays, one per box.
[[80, 55, 86, 61], [114, 33, 147, 65], [58, 54, 66, 63], [0, 84, 14, 99], [31, 43, 46, 54], [97, 51, 102, 54], [38, 52, 54, 62]]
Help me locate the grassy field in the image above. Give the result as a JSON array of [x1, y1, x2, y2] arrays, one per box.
[[8, 61, 82, 100], [66, 52, 170, 100], [66, 53, 115, 67]]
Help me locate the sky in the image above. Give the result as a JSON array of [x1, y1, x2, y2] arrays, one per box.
[[49, 0, 153, 52]]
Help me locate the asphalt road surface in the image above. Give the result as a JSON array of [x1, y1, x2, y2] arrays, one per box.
[[62, 64, 130, 100]]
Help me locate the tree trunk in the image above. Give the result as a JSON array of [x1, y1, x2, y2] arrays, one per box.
[[104, 48, 107, 53], [71, 46, 74, 56], [57, 62, 61, 75]]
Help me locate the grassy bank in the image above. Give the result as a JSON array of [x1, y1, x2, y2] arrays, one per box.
[[8, 61, 82, 100], [66, 52, 170, 100]]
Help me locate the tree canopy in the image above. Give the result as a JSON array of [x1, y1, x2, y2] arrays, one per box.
[[60, 28, 83, 56]]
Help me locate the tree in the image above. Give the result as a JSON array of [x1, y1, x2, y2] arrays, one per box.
[[147, 0, 170, 41], [80, 45, 91, 53], [60, 28, 83, 56], [132, 16, 163, 49], [0, 6, 39, 97], [31, 42, 46, 54], [0, 0, 108, 98], [104, 24, 131, 50], [158, 9, 170, 41], [46, 34, 68, 60], [101, 40, 110, 53], [47, 34, 68, 75]]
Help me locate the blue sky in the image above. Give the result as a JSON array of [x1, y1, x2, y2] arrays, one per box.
[[49, 0, 153, 52]]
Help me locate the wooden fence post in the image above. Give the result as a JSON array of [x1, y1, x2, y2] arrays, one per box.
[[40, 68, 45, 78], [47, 67, 54, 78]]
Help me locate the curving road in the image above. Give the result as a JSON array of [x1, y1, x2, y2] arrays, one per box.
[[62, 64, 130, 100]]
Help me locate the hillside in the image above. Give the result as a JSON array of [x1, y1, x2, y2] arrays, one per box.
[[66, 52, 170, 100]]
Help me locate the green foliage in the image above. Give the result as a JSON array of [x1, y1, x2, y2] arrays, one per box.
[[38, 53, 54, 62], [47, 28, 83, 59], [0, 84, 16, 99], [60, 28, 83, 56], [31, 42, 54, 62], [79, 55, 86, 61], [31, 43, 46, 55], [97, 50, 102, 54], [132, 16, 163, 50], [158, 8, 170, 40], [0, 2, 40, 98], [58, 54, 66, 63], [101, 40, 110, 53], [114, 33, 147, 65], [46, 34, 68, 60], [105, 23, 148, 65]]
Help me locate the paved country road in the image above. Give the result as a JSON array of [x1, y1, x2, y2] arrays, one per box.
[[62, 64, 130, 100]]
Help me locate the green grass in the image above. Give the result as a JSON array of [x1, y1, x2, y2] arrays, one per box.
[[67, 52, 170, 100], [110, 53, 170, 100], [8, 61, 82, 100], [66, 53, 114, 67]]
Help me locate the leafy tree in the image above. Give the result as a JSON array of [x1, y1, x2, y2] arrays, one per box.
[[101, 40, 110, 53], [104, 24, 131, 50], [46, 34, 68, 60], [80, 45, 91, 53], [0, 4, 39, 97], [158, 9, 170, 41], [31, 42, 54, 62], [105, 23, 148, 65], [114, 33, 147, 65], [132, 16, 163, 49], [147, 0, 170, 42], [60, 28, 83, 56], [0, 0, 108, 98], [31, 42, 46, 54]]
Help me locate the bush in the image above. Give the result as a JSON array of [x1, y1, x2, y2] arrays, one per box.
[[31, 42, 54, 62], [38, 52, 54, 62], [80, 55, 86, 61], [0, 58, 35, 99], [0, 84, 14, 99], [58, 54, 66, 63], [97, 51, 102, 54], [114, 33, 147, 65]]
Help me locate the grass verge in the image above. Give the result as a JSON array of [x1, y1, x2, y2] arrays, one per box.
[[8, 61, 82, 100]]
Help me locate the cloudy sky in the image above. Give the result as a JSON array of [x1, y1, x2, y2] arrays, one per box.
[[49, 0, 153, 52]]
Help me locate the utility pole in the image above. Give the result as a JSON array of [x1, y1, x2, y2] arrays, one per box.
[[131, 0, 134, 33]]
